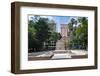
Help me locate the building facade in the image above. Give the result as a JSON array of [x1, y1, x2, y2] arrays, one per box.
[[60, 24, 69, 38]]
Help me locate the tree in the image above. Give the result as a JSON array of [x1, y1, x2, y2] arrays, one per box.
[[28, 20, 37, 52], [34, 18, 51, 51], [68, 17, 88, 50], [48, 32, 61, 42], [68, 18, 77, 49], [28, 17, 53, 52], [75, 17, 88, 49]]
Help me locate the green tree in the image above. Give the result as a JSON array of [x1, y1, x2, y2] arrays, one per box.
[[28, 20, 37, 52], [28, 17, 52, 52], [48, 32, 61, 41], [34, 18, 51, 51], [75, 17, 88, 49], [68, 17, 88, 50]]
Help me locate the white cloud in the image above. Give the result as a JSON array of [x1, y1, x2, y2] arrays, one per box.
[[40, 16, 54, 20], [28, 15, 34, 20]]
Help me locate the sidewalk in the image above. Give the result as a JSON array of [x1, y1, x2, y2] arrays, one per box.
[[28, 50, 88, 60]]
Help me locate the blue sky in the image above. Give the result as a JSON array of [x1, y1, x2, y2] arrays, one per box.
[[29, 15, 76, 32], [52, 16, 74, 32]]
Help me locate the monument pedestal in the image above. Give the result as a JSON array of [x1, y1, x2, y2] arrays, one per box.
[[55, 36, 69, 53]]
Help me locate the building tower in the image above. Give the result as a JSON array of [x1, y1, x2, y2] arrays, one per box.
[[60, 24, 69, 38]]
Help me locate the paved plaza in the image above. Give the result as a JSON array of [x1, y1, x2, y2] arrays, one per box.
[[28, 50, 88, 60]]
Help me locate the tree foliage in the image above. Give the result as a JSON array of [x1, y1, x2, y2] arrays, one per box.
[[28, 16, 60, 52], [68, 17, 88, 50]]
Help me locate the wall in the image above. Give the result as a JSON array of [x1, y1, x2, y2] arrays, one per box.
[[0, 0, 100, 76]]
